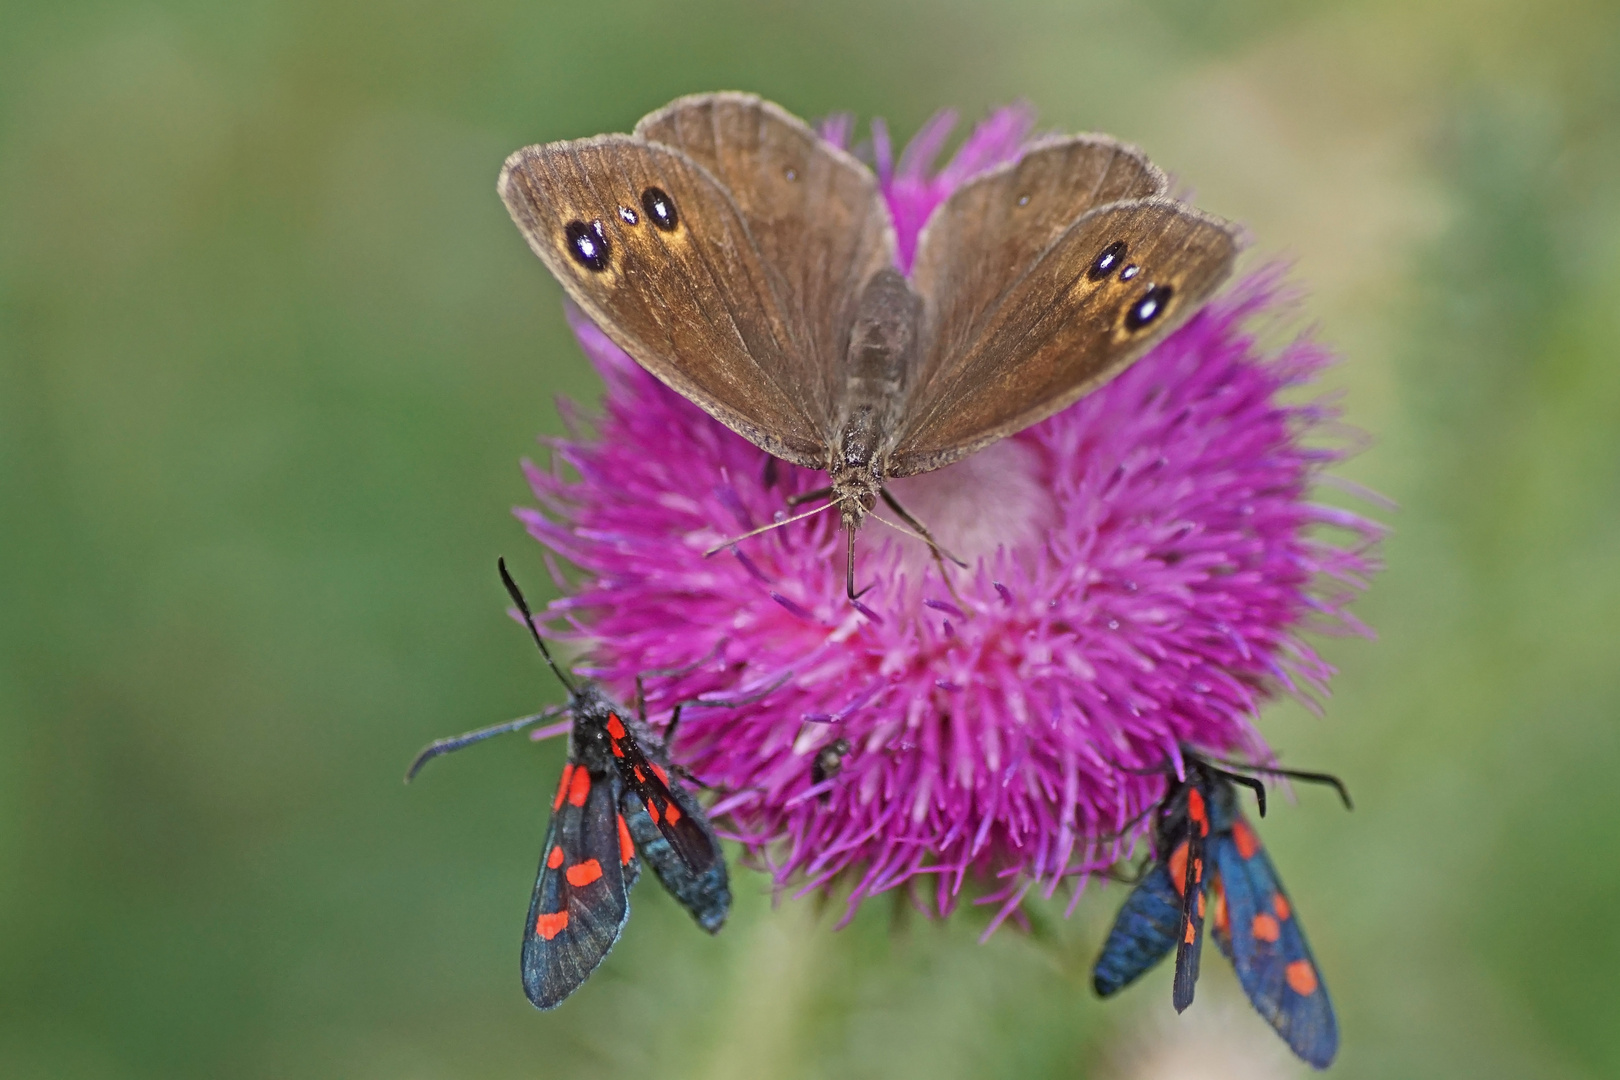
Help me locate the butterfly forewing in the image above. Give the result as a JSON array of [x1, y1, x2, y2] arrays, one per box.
[[1211, 818, 1339, 1068], [636, 92, 896, 425], [908, 136, 1165, 383], [521, 760, 639, 1010], [499, 135, 827, 466], [890, 199, 1240, 476]]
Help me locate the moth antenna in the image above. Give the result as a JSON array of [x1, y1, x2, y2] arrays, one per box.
[[1210, 768, 1269, 817], [498, 557, 576, 695], [702, 499, 838, 558], [1205, 755, 1354, 810], [404, 704, 568, 782]]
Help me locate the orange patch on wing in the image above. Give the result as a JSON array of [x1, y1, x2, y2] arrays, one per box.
[[553, 764, 575, 810], [1286, 960, 1319, 996], [606, 713, 626, 739], [617, 814, 634, 865], [1193, 856, 1203, 884], [567, 766, 591, 807], [1168, 842, 1190, 895], [1213, 881, 1229, 936], [1272, 892, 1291, 920], [547, 845, 564, 869], [651, 763, 669, 785], [663, 801, 682, 825], [1188, 787, 1209, 835], [1184, 920, 1197, 944], [633, 766, 645, 782], [535, 911, 569, 940], [1197, 892, 1206, 919], [645, 799, 660, 825], [1251, 914, 1281, 942], [1232, 819, 1260, 860], [565, 859, 603, 887]]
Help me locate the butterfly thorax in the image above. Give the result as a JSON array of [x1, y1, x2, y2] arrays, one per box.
[[829, 269, 922, 528]]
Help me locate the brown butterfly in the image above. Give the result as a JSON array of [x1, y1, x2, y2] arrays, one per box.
[[499, 93, 1240, 599]]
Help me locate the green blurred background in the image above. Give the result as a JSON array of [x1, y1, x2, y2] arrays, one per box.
[[3, 0, 1618, 1076]]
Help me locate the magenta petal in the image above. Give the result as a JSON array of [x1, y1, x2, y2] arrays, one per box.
[[519, 110, 1383, 932]]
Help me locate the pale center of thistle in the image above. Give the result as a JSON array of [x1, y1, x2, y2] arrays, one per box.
[[878, 437, 1057, 588]]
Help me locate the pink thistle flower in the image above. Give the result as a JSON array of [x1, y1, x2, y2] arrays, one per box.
[[518, 107, 1383, 930]]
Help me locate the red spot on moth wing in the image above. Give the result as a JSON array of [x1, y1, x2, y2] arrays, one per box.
[[1231, 819, 1260, 860], [1187, 787, 1209, 835], [553, 763, 575, 811], [1168, 841, 1189, 896], [1251, 913, 1281, 942], [611, 742, 625, 758], [617, 814, 634, 865], [650, 763, 669, 785], [1213, 879, 1230, 936], [606, 713, 626, 739], [565, 859, 603, 887], [1286, 959, 1319, 995], [663, 800, 682, 825], [1193, 856, 1203, 883], [1272, 892, 1291, 920], [1184, 920, 1197, 944], [1196, 891, 1206, 919], [535, 911, 569, 940], [633, 765, 645, 782], [645, 799, 660, 825], [568, 767, 592, 807], [547, 845, 564, 869]]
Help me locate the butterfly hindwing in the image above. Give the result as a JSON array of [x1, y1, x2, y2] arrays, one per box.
[[1211, 817, 1339, 1069], [1092, 861, 1182, 996], [520, 760, 640, 1009]]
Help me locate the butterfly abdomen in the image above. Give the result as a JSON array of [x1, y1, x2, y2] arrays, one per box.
[[834, 268, 922, 484]]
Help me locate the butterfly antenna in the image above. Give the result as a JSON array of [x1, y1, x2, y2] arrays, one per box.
[[702, 499, 838, 558], [498, 557, 575, 695]]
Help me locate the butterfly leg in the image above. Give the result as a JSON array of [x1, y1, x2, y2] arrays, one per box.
[[845, 528, 874, 601], [787, 485, 833, 508], [880, 489, 969, 569]]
